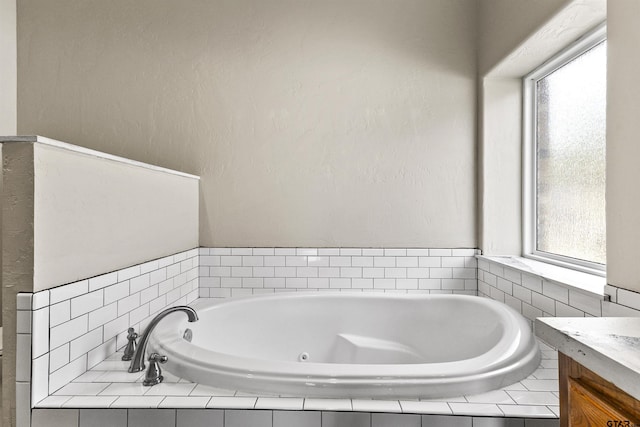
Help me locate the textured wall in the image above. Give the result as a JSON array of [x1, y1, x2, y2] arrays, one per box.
[[17, 0, 478, 248], [607, 0, 640, 293], [0, 0, 16, 135]]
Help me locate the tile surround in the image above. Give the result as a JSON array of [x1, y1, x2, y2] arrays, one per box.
[[20, 247, 610, 427]]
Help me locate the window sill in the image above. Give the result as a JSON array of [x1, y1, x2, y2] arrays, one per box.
[[476, 255, 607, 299]]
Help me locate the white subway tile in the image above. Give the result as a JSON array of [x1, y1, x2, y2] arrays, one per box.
[[264, 278, 286, 288], [483, 272, 497, 286], [50, 280, 89, 304], [71, 290, 104, 319], [329, 278, 351, 289], [17, 293, 32, 310], [569, 290, 602, 316], [230, 289, 253, 297], [49, 355, 87, 394], [532, 293, 556, 315], [275, 248, 296, 255], [210, 266, 231, 277], [464, 279, 477, 290], [130, 303, 150, 325], [103, 314, 129, 342], [374, 278, 396, 289], [158, 278, 175, 295], [602, 301, 640, 317], [118, 265, 141, 282], [352, 278, 374, 289], [513, 285, 532, 305], [130, 273, 151, 293], [118, 293, 141, 316], [104, 281, 130, 305], [318, 248, 340, 256], [464, 257, 478, 268], [253, 267, 275, 277], [296, 267, 319, 278], [306, 256, 329, 267], [442, 257, 465, 268], [32, 353, 49, 404], [220, 256, 242, 266], [496, 278, 513, 295], [618, 288, 640, 310], [522, 303, 544, 321], [210, 248, 231, 255], [242, 256, 264, 267], [242, 278, 264, 288], [430, 268, 452, 279], [384, 249, 406, 256], [32, 307, 50, 357], [70, 328, 103, 360], [200, 277, 220, 288], [396, 279, 418, 290], [340, 267, 362, 278], [555, 301, 585, 317], [330, 256, 352, 267], [503, 268, 522, 285], [430, 249, 452, 256], [363, 268, 385, 278], [397, 257, 419, 268], [385, 268, 407, 279], [319, 267, 341, 278], [140, 259, 160, 274], [504, 295, 522, 312], [452, 268, 476, 279], [418, 257, 441, 268], [264, 256, 286, 267], [351, 257, 373, 267], [442, 279, 465, 290], [174, 251, 188, 262], [33, 290, 50, 309], [362, 248, 384, 256], [274, 266, 297, 277], [406, 249, 430, 256], [88, 272, 118, 292], [490, 287, 505, 302], [308, 278, 330, 288], [406, 268, 430, 279], [285, 278, 307, 288], [231, 267, 253, 277], [149, 295, 168, 314], [140, 285, 159, 305], [522, 274, 543, 293], [229, 248, 251, 256], [166, 263, 181, 278], [50, 344, 70, 373], [253, 248, 275, 256], [200, 256, 221, 266], [148, 269, 167, 286], [374, 256, 395, 267], [419, 279, 442, 290], [542, 281, 569, 304], [51, 315, 88, 349]]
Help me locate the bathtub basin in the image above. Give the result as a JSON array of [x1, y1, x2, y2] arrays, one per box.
[[149, 293, 540, 398]]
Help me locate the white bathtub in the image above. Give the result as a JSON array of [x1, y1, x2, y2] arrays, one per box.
[[149, 293, 540, 398]]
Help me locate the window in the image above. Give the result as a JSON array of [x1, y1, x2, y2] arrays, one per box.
[[523, 24, 606, 274]]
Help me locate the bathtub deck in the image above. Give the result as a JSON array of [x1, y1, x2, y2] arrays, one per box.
[[33, 338, 559, 420]]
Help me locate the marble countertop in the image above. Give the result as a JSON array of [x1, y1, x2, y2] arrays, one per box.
[[535, 317, 640, 400]]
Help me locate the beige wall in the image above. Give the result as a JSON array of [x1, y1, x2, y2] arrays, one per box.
[[17, 0, 478, 248], [0, 0, 16, 135], [478, 0, 571, 75], [606, 0, 640, 293]]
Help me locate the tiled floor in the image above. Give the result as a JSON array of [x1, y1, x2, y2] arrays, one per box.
[[35, 339, 559, 419]]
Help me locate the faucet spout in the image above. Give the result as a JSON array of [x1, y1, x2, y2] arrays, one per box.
[[128, 305, 198, 373]]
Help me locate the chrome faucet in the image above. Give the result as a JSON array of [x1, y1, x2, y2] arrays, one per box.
[[128, 305, 199, 376]]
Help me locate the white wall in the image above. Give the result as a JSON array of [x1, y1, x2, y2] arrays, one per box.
[[17, 0, 478, 249], [0, 0, 16, 134], [33, 141, 199, 291], [606, 0, 640, 293]]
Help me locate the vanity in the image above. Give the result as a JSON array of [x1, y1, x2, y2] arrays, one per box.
[[536, 317, 640, 426]]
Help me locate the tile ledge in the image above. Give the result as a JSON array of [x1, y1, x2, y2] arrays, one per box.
[[477, 255, 606, 299]]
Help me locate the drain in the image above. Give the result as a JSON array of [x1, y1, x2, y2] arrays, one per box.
[[298, 352, 310, 362], [183, 328, 193, 342]]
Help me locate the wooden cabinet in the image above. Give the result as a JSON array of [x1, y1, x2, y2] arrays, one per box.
[[559, 353, 640, 427]]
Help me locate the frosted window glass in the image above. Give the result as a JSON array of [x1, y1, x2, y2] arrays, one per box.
[[536, 41, 606, 265]]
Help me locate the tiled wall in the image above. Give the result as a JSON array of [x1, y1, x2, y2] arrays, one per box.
[[31, 408, 559, 427], [17, 248, 199, 413], [477, 257, 640, 328], [199, 248, 478, 297]]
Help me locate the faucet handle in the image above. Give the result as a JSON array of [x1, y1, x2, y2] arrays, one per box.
[[143, 353, 169, 386], [149, 353, 168, 364], [121, 327, 138, 361]]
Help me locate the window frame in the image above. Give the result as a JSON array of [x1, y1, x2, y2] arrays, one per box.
[[522, 23, 607, 276]]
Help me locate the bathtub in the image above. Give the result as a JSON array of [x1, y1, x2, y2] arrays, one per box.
[[149, 293, 540, 398]]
